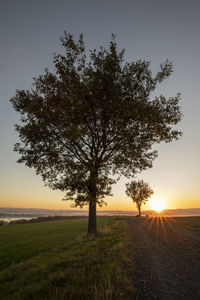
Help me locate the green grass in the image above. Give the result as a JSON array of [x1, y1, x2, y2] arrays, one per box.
[[190, 224, 200, 231], [184, 224, 200, 231], [0, 217, 135, 299], [180, 223, 200, 231], [175, 217, 200, 232]]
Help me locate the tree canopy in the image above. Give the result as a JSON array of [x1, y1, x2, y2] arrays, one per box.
[[126, 180, 153, 216], [11, 33, 182, 234]]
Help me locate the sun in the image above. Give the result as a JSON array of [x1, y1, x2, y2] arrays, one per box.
[[149, 196, 167, 212]]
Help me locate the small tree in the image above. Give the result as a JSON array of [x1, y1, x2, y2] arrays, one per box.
[[11, 33, 182, 235], [126, 180, 153, 216]]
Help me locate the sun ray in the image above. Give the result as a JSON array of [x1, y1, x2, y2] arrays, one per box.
[[143, 209, 178, 244]]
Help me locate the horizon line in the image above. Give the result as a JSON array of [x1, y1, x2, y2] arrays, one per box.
[[1, 207, 200, 211]]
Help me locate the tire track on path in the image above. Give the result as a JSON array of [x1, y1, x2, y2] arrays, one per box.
[[126, 217, 200, 300]]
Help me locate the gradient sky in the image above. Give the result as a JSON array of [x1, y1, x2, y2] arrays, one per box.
[[1, 0, 200, 211]]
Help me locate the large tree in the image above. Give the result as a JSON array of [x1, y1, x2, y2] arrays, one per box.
[[126, 180, 153, 216], [11, 33, 182, 235]]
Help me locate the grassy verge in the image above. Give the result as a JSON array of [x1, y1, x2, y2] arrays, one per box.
[[175, 217, 200, 232], [178, 223, 200, 231], [0, 217, 135, 299]]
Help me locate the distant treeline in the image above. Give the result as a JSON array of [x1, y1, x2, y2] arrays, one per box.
[[0, 215, 88, 225]]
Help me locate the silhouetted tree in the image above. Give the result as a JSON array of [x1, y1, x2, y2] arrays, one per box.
[[11, 33, 182, 235], [126, 180, 153, 216]]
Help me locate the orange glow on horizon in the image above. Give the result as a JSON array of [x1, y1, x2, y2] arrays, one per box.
[[1, 192, 200, 211]]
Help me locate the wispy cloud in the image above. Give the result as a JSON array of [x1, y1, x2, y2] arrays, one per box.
[[12, 48, 22, 57]]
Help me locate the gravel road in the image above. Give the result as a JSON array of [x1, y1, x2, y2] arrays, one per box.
[[126, 216, 200, 300]]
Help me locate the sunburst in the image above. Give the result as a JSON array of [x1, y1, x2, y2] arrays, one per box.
[[149, 196, 167, 212]]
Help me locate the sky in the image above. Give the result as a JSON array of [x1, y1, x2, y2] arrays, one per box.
[[0, 0, 200, 211]]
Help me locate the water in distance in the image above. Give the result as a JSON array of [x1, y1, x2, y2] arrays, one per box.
[[1, 207, 200, 223]]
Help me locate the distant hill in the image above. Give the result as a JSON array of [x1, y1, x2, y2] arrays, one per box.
[[1, 207, 200, 219]]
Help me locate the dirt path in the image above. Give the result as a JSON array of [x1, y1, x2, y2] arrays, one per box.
[[126, 216, 200, 300]]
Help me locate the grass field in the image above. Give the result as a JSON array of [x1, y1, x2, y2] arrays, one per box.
[[174, 216, 200, 232], [0, 217, 135, 300]]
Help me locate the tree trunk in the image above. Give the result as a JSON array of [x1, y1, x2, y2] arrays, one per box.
[[87, 169, 98, 235], [88, 197, 97, 235], [138, 205, 141, 217]]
